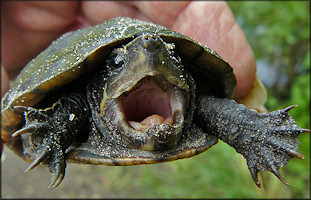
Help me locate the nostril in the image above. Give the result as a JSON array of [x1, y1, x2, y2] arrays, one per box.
[[142, 34, 158, 42], [141, 34, 160, 52], [144, 35, 150, 41]]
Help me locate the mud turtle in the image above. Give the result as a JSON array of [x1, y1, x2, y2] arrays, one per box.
[[1, 17, 309, 190]]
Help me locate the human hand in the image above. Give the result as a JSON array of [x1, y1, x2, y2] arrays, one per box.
[[1, 1, 256, 98], [1, 66, 9, 155], [1, 1, 256, 154]]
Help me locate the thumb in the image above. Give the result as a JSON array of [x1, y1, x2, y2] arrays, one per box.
[[1, 65, 10, 156]]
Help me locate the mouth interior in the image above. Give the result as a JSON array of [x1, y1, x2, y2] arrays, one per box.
[[120, 77, 173, 130]]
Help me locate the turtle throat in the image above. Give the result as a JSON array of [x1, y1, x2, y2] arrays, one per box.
[[120, 77, 175, 131]]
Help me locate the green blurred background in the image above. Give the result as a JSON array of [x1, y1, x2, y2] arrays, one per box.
[[2, 1, 310, 198]]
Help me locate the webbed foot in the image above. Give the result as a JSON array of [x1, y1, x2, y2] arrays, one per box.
[[244, 105, 309, 188], [195, 96, 310, 188], [13, 106, 67, 190], [12, 93, 89, 189]]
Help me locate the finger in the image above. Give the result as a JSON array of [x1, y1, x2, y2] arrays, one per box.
[[82, 1, 144, 24], [4, 2, 79, 33], [1, 2, 82, 75], [1, 66, 10, 157], [83, 2, 256, 99], [131, 1, 191, 27], [24, 2, 80, 21], [171, 2, 256, 99], [1, 65, 9, 97]]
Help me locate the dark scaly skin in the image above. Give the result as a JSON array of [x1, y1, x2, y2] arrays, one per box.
[[3, 17, 308, 190], [195, 95, 308, 187], [12, 93, 89, 189], [14, 93, 308, 189], [11, 62, 308, 190]]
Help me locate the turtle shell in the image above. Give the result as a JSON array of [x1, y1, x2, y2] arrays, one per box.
[[1, 16, 236, 164]]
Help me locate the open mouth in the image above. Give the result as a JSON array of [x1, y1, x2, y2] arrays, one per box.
[[100, 75, 187, 150], [118, 76, 184, 131]]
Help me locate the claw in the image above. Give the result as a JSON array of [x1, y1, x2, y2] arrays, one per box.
[[12, 105, 29, 115], [283, 105, 297, 113], [287, 149, 305, 160], [12, 124, 37, 137], [48, 163, 66, 190], [25, 150, 51, 172], [48, 172, 65, 190], [250, 168, 261, 188], [269, 165, 289, 186], [300, 128, 311, 133]]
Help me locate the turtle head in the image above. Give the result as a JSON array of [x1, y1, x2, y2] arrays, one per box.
[[99, 33, 194, 151]]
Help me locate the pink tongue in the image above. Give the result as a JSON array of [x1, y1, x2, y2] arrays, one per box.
[[141, 114, 165, 125], [129, 114, 173, 131]]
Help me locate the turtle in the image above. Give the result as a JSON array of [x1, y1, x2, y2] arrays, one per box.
[[1, 16, 309, 190]]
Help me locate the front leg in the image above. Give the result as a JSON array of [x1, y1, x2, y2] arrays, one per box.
[[195, 95, 309, 187], [12, 92, 90, 189]]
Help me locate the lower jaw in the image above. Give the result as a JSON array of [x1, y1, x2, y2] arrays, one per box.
[[118, 120, 183, 151], [128, 114, 174, 131]]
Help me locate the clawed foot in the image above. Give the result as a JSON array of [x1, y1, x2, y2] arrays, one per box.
[[12, 105, 67, 190], [195, 96, 309, 188], [245, 105, 310, 188]]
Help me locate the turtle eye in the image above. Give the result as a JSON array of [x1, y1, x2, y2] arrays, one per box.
[[114, 54, 124, 66], [109, 57, 124, 70], [109, 49, 126, 69]]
